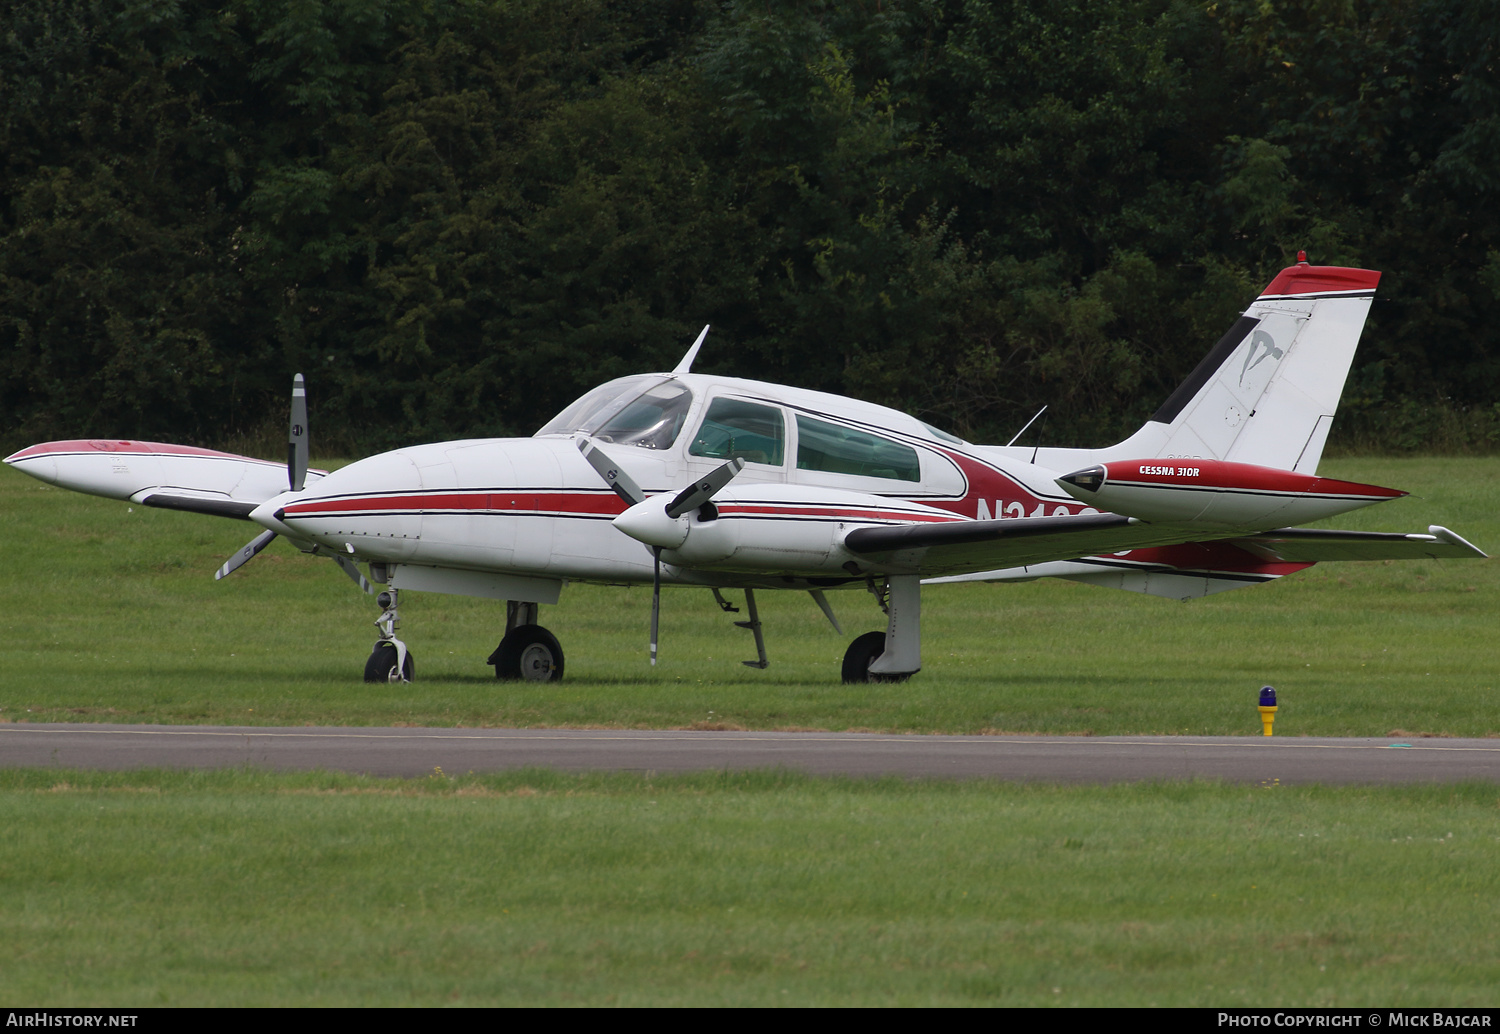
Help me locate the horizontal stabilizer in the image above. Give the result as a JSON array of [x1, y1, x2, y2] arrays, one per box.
[[1232, 525, 1486, 562], [924, 524, 1485, 600]]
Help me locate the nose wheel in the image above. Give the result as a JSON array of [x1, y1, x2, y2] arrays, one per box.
[[364, 588, 414, 683], [365, 641, 414, 683]]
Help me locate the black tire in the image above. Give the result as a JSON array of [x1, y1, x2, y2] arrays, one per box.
[[490, 624, 565, 682], [841, 631, 888, 683], [364, 641, 414, 683], [840, 631, 911, 684]]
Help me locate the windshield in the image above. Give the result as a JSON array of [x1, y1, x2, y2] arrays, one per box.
[[536, 376, 695, 450]]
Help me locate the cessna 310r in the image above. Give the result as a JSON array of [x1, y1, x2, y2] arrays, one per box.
[[5, 256, 1487, 683]]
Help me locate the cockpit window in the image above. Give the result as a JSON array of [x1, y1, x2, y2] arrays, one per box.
[[535, 375, 694, 451], [690, 398, 785, 465]]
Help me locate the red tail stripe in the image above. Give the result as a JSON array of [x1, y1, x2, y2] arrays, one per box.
[[1104, 459, 1404, 498]]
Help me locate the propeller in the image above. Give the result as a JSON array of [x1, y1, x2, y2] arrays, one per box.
[[577, 437, 645, 505], [665, 458, 744, 518], [578, 437, 745, 664], [288, 373, 308, 492], [650, 546, 662, 666], [215, 528, 277, 581], [215, 375, 372, 594]]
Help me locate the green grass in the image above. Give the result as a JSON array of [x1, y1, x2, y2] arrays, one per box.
[[1, 767, 1497, 1006], [3, 457, 1498, 735]]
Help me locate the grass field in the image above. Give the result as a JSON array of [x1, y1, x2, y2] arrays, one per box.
[[2, 456, 1497, 735], [2, 767, 1498, 1007]]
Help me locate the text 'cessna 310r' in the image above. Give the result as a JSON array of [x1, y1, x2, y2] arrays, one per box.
[[5, 256, 1487, 683]]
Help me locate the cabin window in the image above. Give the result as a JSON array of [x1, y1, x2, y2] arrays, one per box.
[[690, 398, 785, 465], [795, 416, 921, 481]]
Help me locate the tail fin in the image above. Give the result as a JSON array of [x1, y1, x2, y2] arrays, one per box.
[[1109, 258, 1379, 473]]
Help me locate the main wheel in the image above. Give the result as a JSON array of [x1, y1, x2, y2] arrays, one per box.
[[490, 624, 564, 682], [840, 631, 910, 684], [364, 641, 414, 683]]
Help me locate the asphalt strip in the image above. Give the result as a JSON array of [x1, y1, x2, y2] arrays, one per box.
[[2, 724, 1498, 783]]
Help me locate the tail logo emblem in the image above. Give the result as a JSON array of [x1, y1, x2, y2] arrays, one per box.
[[1240, 329, 1284, 384]]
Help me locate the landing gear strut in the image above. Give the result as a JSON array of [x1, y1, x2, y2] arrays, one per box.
[[841, 575, 921, 684], [364, 588, 414, 683], [489, 600, 564, 682]]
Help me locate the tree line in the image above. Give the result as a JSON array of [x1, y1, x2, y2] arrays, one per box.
[[2, 0, 1496, 455]]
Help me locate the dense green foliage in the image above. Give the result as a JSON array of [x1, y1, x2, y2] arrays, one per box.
[[3, 0, 1496, 452]]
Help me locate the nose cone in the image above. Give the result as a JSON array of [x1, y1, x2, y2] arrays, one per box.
[[249, 492, 301, 536], [614, 498, 689, 549]]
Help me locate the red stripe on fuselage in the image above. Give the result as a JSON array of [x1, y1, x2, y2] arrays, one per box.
[[925, 447, 1085, 520], [717, 504, 962, 523], [282, 490, 630, 518]]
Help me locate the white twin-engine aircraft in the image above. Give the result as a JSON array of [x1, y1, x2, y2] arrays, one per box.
[[6, 257, 1486, 683]]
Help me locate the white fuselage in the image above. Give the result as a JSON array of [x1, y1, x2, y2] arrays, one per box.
[[266, 372, 1097, 589]]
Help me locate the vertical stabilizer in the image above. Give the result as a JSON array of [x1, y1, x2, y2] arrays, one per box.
[[1110, 260, 1379, 473]]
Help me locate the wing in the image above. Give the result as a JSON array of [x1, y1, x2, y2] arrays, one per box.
[[843, 511, 1218, 577]]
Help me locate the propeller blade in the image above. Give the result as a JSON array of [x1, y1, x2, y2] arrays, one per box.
[[650, 547, 661, 666], [288, 373, 308, 492], [215, 529, 277, 581], [332, 553, 373, 594], [664, 457, 745, 519], [577, 437, 645, 506]]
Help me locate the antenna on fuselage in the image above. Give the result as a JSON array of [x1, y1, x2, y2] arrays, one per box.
[[1005, 405, 1048, 448], [672, 325, 711, 374]]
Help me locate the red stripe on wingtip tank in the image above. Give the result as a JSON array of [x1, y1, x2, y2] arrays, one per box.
[[5, 439, 282, 463]]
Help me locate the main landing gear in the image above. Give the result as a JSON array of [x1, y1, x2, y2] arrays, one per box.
[[364, 589, 414, 683], [489, 601, 564, 682], [841, 575, 921, 684]]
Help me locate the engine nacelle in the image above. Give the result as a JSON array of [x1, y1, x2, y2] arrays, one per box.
[[1055, 459, 1405, 527], [614, 484, 967, 574]]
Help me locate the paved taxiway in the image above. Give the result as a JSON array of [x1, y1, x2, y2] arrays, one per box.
[[2, 723, 1498, 783]]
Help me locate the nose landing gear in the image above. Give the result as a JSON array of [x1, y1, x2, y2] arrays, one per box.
[[364, 588, 414, 683]]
